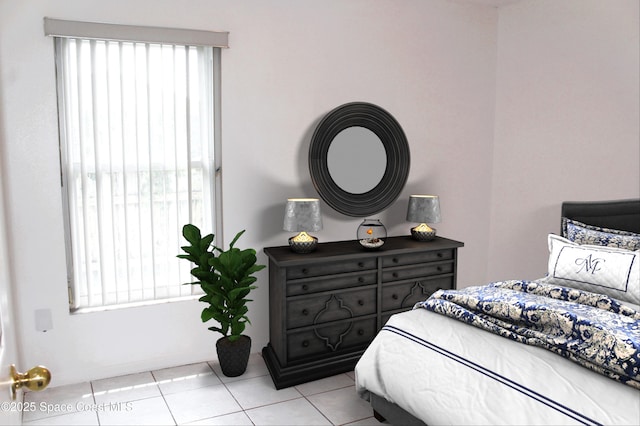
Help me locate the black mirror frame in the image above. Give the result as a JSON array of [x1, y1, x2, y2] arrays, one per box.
[[309, 102, 410, 217]]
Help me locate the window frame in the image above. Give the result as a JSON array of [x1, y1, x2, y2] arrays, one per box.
[[47, 19, 227, 312]]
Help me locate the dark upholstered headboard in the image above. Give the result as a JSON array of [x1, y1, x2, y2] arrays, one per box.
[[561, 199, 640, 235]]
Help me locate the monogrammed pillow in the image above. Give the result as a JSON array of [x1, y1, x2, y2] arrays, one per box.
[[542, 234, 640, 305]]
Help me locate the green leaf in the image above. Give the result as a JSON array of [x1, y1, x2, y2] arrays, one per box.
[[239, 277, 258, 287], [176, 253, 196, 262], [228, 286, 253, 302], [236, 305, 248, 317], [235, 288, 251, 301], [247, 264, 266, 274], [180, 246, 199, 256], [201, 308, 214, 323], [208, 257, 225, 274], [228, 230, 246, 249], [211, 311, 228, 325], [230, 320, 245, 337], [182, 224, 202, 245], [219, 322, 229, 336], [200, 233, 214, 251]]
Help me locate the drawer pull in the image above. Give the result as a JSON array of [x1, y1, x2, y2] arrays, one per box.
[[302, 268, 309, 275], [392, 257, 399, 263], [437, 266, 443, 272], [358, 262, 365, 268], [302, 284, 309, 291], [358, 277, 364, 283], [302, 340, 309, 348], [358, 299, 364, 306], [357, 329, 364, 336], [392, 272, 398, 278], [437, 252, 443, 258], [302, 309, 309, 316], [392, 294, 398, 300]]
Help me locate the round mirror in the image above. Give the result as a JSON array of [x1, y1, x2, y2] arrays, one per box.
[[327, 126, 387, 194], [309, 102, 410, 217]]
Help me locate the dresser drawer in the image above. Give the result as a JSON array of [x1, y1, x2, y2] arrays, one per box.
[[381, 249, 454, 268], [286, 271, 377, 297], [287, 288, 376, 329], [286, 258, 376, 280], [287, 317, 376, 361], [382, 276, 453, 311], [382, 262, 453, 283]]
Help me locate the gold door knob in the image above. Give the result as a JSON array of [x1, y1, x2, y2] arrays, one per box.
[[10, 364, 51, 400]]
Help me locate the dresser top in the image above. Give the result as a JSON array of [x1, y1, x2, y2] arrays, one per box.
[[264, 235, 464, 266]]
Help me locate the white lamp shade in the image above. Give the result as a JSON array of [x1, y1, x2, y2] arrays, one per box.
[[283, 198, 323, 232]]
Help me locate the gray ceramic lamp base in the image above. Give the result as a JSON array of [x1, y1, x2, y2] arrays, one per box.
[[288, 236, 318, 253], [411, 227, 437, 241]]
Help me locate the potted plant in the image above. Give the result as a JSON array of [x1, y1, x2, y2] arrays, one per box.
[[178, 224, 265, 377]]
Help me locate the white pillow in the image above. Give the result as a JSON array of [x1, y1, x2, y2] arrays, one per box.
[[543, 234, 640, 305]]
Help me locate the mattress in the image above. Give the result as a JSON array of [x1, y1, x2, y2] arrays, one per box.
[[355, 307, 640, 425]]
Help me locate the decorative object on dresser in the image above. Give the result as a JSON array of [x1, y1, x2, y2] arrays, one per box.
[[178, 225, 265, 377], [283, 198, 323, 253], [407, 195, 441, 241], [357, 219, 387, 250], [262, 235, 464, 389]]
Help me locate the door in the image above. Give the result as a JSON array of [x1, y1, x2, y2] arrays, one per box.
[[0, 163, 22, 425], [0, 160, 51, 426], [0, 165, 21, 424]]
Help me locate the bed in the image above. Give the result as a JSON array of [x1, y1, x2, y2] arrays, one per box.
[[355, 199, 640, 425]]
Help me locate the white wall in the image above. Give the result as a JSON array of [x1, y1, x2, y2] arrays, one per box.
[[0, 0, 498, 386], [488, 0, 640, 281]]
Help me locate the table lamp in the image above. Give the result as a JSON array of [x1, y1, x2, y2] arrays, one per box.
[[283, 198, 323, 253], [406, 195, 441, 241]]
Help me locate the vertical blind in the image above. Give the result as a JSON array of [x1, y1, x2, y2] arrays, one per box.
[[56, 36, 217, 309]]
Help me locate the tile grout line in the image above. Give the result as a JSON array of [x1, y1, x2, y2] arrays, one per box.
[[154, 362, 252, 425], [89, 381, 101, 426], [21, 383, 101, 425], [302, 383, 368, 426], [150, 369, 179, 426], [205, 361, 258, 426], [302, 393, 335, 426], [218, 379, 257, 425], [23, 360, 377, 426]]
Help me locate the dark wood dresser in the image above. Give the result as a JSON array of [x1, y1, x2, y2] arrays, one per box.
[[262, 235, 464, 389]]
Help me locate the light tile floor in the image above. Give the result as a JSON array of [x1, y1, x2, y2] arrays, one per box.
[[22, 354, 384, 426]]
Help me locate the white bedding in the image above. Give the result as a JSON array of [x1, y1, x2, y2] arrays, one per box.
[[355, 308, 640, 425]]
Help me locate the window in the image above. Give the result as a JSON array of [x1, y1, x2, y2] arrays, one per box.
[[46, 19, 228, 310]]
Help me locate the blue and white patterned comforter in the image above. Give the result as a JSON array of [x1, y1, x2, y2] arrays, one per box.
[[415, 280, 640, 389]]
